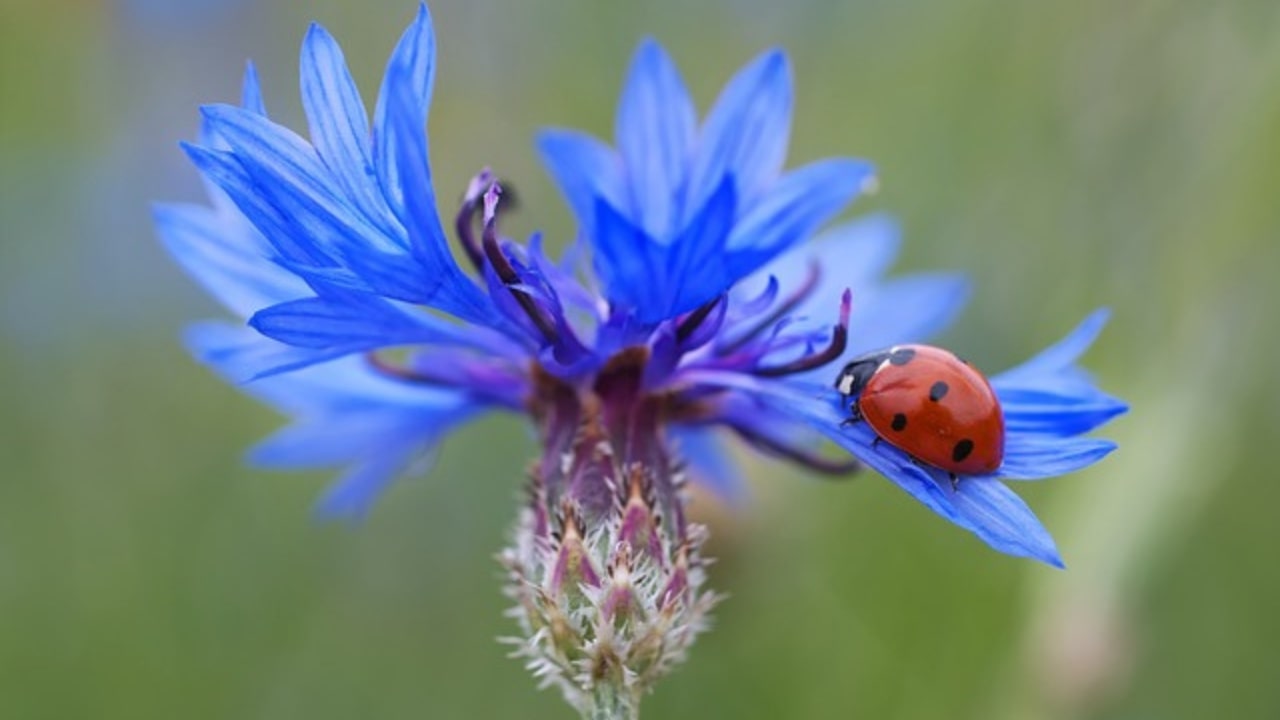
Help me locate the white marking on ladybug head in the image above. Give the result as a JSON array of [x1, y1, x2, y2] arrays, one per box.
[[836, 373, 855, 395]]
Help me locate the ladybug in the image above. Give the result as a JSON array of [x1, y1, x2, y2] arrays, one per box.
[[835, 345, 1005, 484]]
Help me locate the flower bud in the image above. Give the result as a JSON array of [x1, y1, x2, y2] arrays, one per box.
[[501, 351, 718, 718]]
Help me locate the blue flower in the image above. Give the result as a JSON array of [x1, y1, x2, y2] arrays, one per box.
[[157, 3, 1125, 566], [539, 39, 876, 323]]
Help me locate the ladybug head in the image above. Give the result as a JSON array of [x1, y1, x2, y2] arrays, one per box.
[[834, 351, 891, 398]]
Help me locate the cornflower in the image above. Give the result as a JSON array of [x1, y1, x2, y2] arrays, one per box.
[[157, 5, 1126, 717]]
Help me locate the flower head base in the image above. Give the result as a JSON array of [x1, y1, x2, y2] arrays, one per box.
[[501, 353, 718, 715], [157, 4, 1127, 717]]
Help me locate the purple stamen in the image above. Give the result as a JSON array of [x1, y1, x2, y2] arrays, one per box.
[[727, 423, 861, 476], [453, 168, 494, 272], [751, 289, 852, 377], [675, 295, 725, 343], [480, 184, 561, 344], [364, 352, 443, 384], [363, 352, 530, 409], [719, 261, 822, 353]]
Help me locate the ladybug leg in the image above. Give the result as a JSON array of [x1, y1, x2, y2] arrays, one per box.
[[901, 456, 955, 490], [871, 436, 883, 450], [839, 400, 864, 427]]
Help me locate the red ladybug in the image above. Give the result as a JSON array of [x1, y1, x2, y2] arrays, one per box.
[[835, 345, 1005, 483]]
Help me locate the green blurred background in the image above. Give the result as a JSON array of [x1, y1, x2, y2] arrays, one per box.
[[2, 0, 1278, 717]]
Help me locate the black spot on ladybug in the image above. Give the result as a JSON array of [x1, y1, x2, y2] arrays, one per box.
[[929, 381, 949, 402], [891, 413, 908, 431], [888, 348, 916, 366], [952, 439, 974, 463]]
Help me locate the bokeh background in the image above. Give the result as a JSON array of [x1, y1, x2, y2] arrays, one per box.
[[2, 0, 1278, 717]]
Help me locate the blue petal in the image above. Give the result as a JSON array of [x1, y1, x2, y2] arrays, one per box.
[[950, 478, 1063, 567], [373, 1, 437, 217], [686, 49, 792, 214], [181, 142, 329, 266], [187, 318, 492, 519], [241, 60, 267, 116], [999, 435, 1118, 480], [784, 389, 971, 527], [991, 310, 1128, 437], [381, 64, 505, 329], [198, 103, 405, 256], [526, 233, 598, 314], [727, 159, 874, 252], [537, 129, 626, 241], [843, 273, 970, 355], [1000, 387, 1129, 437], [246, 373, 484, 520], [300, 23, 394, 234], [199, 62, 266, 148], [249, 390, 477, 470], [248, 287, 487, 353], [676, 293, 729, 352], [660, 178, 738, 318], [313, 452, 419, 519], [201, 86, 503, 327], [478, 262, 552, 347], [591, 199, 657, 311], [253, 413, 427, 469], [306, 397, 480, 519], [236, 342, 454, 413], [186, 139, 450, 310], [185, 321, 346, 383], [642, 323, 682, 389], [810, 214, 903, 285], [274, 246, 456, 311], [993, 309, 1111, 386], [813, 393, 1062, 566], [615, 38, 696, 238], [724, 158, 875, 280], [671, 426, 747, 505], [154, 202, 306, 318], [734, 213, 901, 313], [594, 178, 737, 322]]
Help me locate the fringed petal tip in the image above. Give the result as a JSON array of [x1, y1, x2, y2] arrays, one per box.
[[994, 309, 1128, 439], [995, 309, 1114, 386], [310, 453, 409, 521]]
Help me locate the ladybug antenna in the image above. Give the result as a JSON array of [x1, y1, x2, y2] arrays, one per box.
[[752, 289, 851, 378]]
